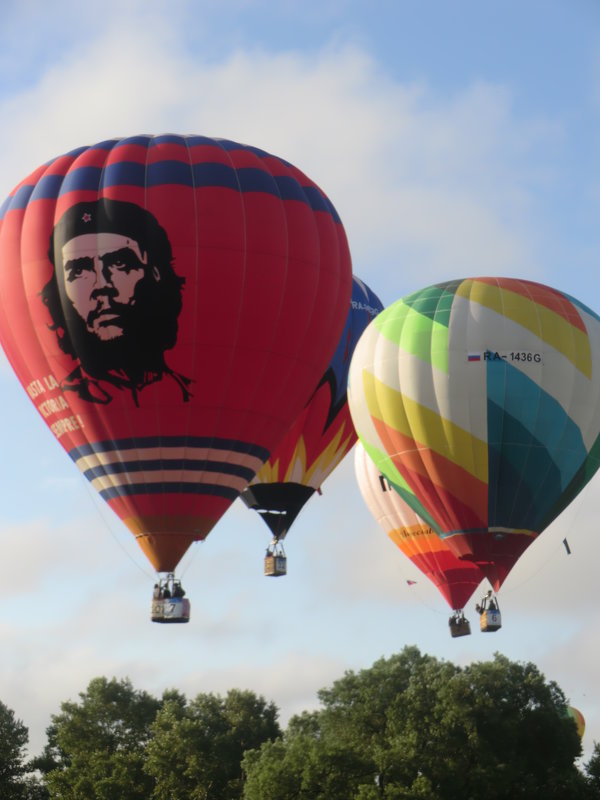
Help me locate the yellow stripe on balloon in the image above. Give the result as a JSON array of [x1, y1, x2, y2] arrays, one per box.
[[376, 301, 449, 373], [457, 279, 592, 377], [363, 370, 488, 482]]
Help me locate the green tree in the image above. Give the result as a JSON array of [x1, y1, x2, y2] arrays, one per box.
[[37, 676, 162, 800], [0, 700, 46, 799], [243, 647, 594, 800], [145, 688, 281, 799], [585, 744, 600, 794]]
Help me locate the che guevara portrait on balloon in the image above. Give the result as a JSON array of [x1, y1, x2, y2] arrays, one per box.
[[0, 135, 353, 623], [42, 198, 192, 407]]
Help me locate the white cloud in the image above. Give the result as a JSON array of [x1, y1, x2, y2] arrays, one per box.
[[0, 15, 558, 305]]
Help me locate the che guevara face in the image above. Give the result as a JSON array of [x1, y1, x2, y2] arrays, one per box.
[[60, 232, 155, 341]]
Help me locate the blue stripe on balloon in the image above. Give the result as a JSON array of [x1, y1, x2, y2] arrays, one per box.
[[102, 161, 146, 188], [192, 162, 239, 190], [147, 160, 194, 187], [59, 167, 103, 194], [29, 175, 65, 201], [486, 359, 586, 530], [1, 153, 341, 222], [68, 436, 270, 462], [325, 276, 384, 411], [274, 176, 307, 202], [237, 167, 278, 193], [81, 458, 255, 482], [88, 139, 122, 152], [1, 184, 34, 214], [98, 483, 240, 501]]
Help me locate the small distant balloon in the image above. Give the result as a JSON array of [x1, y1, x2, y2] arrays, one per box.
[[566, 706, 585, 739]]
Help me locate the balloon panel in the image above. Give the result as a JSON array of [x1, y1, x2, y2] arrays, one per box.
[[0, 135, 352, 571], [354, 443, 483, 610], [566, 706, 586, 739], [349, 277, 600, 585], [243, 276, 382, 541], [252, 276, 384, 491]]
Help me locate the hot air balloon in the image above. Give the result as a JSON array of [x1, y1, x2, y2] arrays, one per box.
[[354, 441, 484, 637], [0, 134, 352, 622], [348, 277, 600, 614], [241, 276, 383, 575], [565, 706, 586, 740]]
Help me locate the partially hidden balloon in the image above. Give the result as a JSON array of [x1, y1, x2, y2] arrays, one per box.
[[0, 135, 352, 572], [565, 706, 585, 739], [241, 276, 383, 540], [348, 277, 600, 589], [354, 442, 484, 610]]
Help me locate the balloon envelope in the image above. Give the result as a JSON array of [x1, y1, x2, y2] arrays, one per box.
[[0, 135, 352, 571], [565, 706, 585, 739], [242, 276, 383, 540], [354, 442, 484, 610], [348, 277, 600, 588]]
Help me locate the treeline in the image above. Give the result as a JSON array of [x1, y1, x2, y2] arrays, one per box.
[[5, 646, 600, 799]]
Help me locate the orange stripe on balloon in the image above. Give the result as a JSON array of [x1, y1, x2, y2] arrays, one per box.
[[474, 277, 586, 332], [389, 525, 451, 557], [372, 417, 488, 529]]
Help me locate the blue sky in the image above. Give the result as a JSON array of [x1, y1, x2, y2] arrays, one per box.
[[1, 0, 600, 761]]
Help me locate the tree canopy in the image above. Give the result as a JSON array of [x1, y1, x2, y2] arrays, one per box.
[[146, 688, 280, 799], [33, 677, 280, 800], [0, 700, 46, 799], [242, 647, 592, 800], [2, 648, 597, 799]]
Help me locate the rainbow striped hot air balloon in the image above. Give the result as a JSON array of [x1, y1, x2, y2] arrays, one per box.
[[348, 277, 600, 591], [354, 442, 484, 613]]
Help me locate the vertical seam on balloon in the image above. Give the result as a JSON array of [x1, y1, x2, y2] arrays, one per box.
[[490, 276, 507, 554], [510, 278, 547, 538], [109, 139, 145, 534], [204, 139, 255, 501], [424, 282, 456, 533], [120, 137, 152, 535], [208, 139, 249, 498], [464, 278, 481, 560], [246, 160, 318, 459], [526, 287, 579, 530], [40, 160, 81, 459], [516, 280, 570, 537], [178, 134, 198, 538], [230, 147, 289, 467], [569, 313, 600, 510], [0, 189, 41, 449], [51, 153, 99, 461], [383, 306, 430, 527]]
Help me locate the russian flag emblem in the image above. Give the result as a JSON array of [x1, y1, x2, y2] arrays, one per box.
[[468, 353, 481, 362]]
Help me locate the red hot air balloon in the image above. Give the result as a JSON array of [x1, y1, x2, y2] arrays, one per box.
[[0, 135, 352, 619], [241, 276, 383, 575]]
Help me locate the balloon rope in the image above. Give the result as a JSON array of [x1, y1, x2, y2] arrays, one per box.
[[396, 569, 448, 617], [77, 473, 155, 579], [498, 493, 584, 596]]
